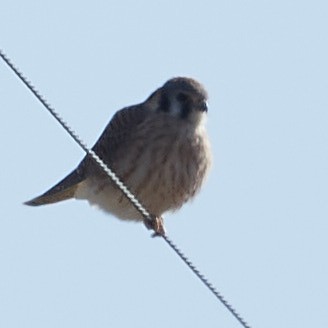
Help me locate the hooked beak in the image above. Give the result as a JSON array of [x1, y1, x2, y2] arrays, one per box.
[[199, 101, 208, 113]]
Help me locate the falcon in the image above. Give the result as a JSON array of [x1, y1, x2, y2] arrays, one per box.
[[25, 77, 212, 235]]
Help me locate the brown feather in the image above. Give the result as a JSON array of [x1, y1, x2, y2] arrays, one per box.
[[89, 104, 148, 168], [25, 77, 212, 227], [24, 170, 84, 206]]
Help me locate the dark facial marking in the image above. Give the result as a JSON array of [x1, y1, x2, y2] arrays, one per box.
[[176, 92, 188, 103], [180, 102, 192, 119], [175, 92, 192, 119], [159, 93, 170, 112]]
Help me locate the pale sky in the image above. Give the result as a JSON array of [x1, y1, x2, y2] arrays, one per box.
[[1, 1, 327, 327]]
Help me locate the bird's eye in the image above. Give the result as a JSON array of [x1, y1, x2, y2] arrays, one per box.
[[176, 93, 188, 102]]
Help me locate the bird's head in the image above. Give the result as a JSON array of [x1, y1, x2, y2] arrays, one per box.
[[147, 77, 208, 125]]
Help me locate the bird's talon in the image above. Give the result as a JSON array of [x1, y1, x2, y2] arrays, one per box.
[[144, 216, 166, 237]]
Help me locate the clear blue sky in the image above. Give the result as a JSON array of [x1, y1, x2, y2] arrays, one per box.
[[1, 1, 327, 327]]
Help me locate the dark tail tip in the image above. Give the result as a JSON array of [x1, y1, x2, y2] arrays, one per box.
[[24, 198, 43, 206]]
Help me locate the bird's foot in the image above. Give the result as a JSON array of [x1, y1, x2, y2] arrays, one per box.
[[144, 215, 166, 237]]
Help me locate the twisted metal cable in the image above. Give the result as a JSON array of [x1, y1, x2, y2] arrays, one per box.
[[0, 49, 152, 223], [0, 48, 252, 328], [163, 235, 251, 328]]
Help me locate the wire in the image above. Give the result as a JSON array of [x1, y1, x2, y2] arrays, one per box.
[[0, 48, 252, 328], [163, 235, 251, 328], [0, 49, 152, 224]]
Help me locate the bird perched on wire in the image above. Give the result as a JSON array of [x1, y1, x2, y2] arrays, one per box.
[[25, 77, 212, 236]]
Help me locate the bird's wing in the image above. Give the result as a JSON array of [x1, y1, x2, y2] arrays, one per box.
[[86, 104, 148, 168], [24, 104, 148, 206]]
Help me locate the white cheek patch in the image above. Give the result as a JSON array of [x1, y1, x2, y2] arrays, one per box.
[[170, 99, 182, 117]]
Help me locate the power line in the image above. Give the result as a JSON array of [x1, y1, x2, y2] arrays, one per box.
[[0, 49, 152, 225], [0, 48, 252, 328], [163, 235, 251, 328]]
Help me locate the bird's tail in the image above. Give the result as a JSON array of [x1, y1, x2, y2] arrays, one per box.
[[24, 170, 84, 206]]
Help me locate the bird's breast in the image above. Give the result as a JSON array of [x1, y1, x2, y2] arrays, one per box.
[[77, 119, 211, 221], [116, 121, 211, 217]]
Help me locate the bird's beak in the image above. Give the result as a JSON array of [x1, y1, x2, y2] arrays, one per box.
[[199, 101, 208, 112]]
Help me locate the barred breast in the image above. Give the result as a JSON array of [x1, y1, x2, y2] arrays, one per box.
[[75, 114, 211, 221]]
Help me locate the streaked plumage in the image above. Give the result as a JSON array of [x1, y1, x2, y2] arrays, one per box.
[[25, 77, 212, 234]]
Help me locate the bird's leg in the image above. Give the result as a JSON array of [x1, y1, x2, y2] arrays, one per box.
[[144, 215, 166, 237]]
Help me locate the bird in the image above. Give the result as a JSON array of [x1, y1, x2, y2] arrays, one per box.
[[24, 77, 212, 236]]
